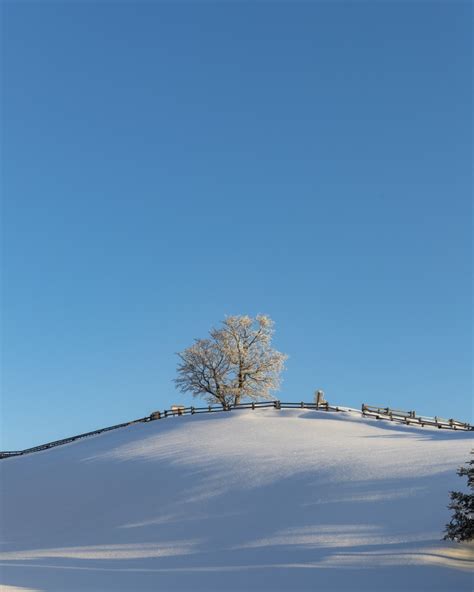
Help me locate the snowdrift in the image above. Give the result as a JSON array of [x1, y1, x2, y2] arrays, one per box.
[[0, 407, 472, 591]]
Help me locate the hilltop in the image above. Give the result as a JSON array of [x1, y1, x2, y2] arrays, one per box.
[[1, 407, 472, 591]]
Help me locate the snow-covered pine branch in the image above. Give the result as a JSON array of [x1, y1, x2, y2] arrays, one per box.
[[444, 451, 474, 542]]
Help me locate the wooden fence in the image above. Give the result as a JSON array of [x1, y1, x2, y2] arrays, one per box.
[[1, 400, 471, 460], [361, 404, 472, 431]]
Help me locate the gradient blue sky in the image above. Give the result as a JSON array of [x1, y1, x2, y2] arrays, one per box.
[[2, 1, 472, 449]]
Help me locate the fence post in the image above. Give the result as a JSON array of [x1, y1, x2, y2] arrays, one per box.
[[315, 390, 326, 409]]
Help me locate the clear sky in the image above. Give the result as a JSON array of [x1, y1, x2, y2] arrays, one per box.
[[2, 1, 472, 450]]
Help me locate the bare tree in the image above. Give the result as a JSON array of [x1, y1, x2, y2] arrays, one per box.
[[175, 315, 287, 407]]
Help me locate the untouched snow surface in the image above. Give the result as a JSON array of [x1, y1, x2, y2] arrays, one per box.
[[0, 407, 473, 592]]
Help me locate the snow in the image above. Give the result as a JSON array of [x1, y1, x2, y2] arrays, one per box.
[[0, 408, 472, 591]]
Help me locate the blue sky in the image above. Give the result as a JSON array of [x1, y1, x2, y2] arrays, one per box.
[[2, 1, 471, 449]]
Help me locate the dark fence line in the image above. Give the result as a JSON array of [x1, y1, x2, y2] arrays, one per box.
[[361, 404, 472, 431], [1, 400, 471, 460], [155, 400, 333, 418], [0, 416, 149, 459]]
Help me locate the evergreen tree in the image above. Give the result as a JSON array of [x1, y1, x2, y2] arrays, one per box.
[[444, 452, 473, 542]]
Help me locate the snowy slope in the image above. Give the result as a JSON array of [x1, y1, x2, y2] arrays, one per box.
[[0, 408, 472, 592]]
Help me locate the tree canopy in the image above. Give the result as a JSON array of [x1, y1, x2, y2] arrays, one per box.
[[175, 315, 287, 407]]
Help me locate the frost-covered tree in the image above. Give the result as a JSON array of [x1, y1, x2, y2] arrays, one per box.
[[443, 452, 473, 542], [175, 315, 287, 407]]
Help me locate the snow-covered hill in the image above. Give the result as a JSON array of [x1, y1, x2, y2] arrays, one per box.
[[0, 407, 472, 592]]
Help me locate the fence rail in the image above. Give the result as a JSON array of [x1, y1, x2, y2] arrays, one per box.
[[1, 400, 471, 460]]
